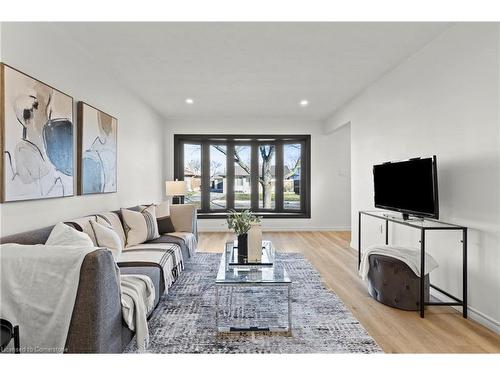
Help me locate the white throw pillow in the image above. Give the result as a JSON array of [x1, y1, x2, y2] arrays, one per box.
[[45, 222, 94, 248], [121, 205, 160, 247], [90, 219, 122, 260]]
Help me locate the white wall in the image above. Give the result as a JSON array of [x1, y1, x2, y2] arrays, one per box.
[[0, 23, 164, 235], [163, 117, 351, 232], [326, 23, 500, 332]]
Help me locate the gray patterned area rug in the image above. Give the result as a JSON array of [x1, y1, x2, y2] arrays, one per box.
[[125, 252, 382, 353]]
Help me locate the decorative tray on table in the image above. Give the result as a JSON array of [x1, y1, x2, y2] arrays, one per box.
[[227, 240, 275, 268]]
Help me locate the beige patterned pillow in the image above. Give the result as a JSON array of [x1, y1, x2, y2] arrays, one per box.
[[69, 216, 99, 245], [96, 212, 126, 248], [121, 205, 160, 247]]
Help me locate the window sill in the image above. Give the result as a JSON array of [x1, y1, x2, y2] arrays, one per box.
[[197, 212, 311, 219]]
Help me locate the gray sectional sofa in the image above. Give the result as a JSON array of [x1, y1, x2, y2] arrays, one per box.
[[0, 203, 197, 353]]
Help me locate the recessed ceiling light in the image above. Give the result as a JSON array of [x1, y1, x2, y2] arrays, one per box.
[[299, 99, 309, 107], [185, 98, 194, 104]]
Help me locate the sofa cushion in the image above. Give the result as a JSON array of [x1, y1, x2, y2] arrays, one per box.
[[166, 232, 197, 257], [118, 243, 182, 293], [121, 205, 160, 247], [156, 201, 170, 217], [119, 266, 162, 307], [146, 234, 191, 262], [169, 204, 197, 234], [90, 219, 122, 260]]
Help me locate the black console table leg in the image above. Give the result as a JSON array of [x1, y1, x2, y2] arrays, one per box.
[[385, 219, 389, 245], [13, 325, 20, 354], [420, 230, 426, 318], [462, 229, 468, 318], [358, 211, 362, 270]]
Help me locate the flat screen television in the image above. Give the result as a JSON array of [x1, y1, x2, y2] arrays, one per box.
[[373, 156, 439, 220]]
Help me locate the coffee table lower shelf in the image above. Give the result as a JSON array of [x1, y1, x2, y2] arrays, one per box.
[[215, 283, 292, 335]]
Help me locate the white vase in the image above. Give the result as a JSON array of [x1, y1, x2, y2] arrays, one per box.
[[247, 223, 262, 263]]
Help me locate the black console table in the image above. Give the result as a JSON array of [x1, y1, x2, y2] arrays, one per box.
[[358, 210, 468, 318]]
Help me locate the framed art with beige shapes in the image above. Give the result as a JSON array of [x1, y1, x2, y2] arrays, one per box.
[[77, 102, 117, 195], [0, 63, 74, 202]]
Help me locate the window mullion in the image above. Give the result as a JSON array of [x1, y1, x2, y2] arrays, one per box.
[[250, 141, 259, 211], [226, 141, 235, 210], [174, 141, 183, 181], [174, 140, 184, 203], [301, 139, 308, 213], [275, 141, 284, 212], [201, 141, 211, 212]]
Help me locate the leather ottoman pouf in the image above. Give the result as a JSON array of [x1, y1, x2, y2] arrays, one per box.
[[367, 254, 430, 311]]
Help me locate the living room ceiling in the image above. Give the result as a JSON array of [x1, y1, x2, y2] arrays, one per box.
[[57, 22, 450, 120]]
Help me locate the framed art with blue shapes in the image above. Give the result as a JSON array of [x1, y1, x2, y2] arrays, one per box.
[[77, 101, 117, 195], [0, 63, 74, 202]]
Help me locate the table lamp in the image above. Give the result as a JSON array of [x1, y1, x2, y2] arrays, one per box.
[[165, 180, 187, 204]]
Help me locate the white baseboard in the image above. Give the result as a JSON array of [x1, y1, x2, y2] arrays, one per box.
[[198, 226, 351, 233], [431, 289, 500, 334], [467, 307, 500, 335]]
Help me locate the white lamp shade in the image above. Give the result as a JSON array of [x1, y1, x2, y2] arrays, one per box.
[[165, 180, 187, 196]]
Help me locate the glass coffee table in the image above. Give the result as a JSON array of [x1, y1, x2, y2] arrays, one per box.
[[215, 241, 292, 334]]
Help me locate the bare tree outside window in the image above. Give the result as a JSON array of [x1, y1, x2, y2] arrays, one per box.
[[234, 145, 251, 209], [210, 145, 226, 209], [183, 144, 202, 208], [258, 145, 276, 209]]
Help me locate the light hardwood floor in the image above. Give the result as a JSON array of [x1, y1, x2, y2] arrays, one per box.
[[198, 231, 500, 353]]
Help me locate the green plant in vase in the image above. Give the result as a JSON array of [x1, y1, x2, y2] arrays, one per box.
[[226, 209, 261, 263]]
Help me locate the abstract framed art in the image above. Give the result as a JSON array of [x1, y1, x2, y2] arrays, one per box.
[[77, 102, 117, 195], [0, 63, 74, 203]]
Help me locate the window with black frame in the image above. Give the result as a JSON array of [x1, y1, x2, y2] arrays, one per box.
[[174, 135, 311, 218]]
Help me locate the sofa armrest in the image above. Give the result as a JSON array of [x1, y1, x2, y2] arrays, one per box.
[[65, 248, 125, 353], [170, 204, 198, 238]]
